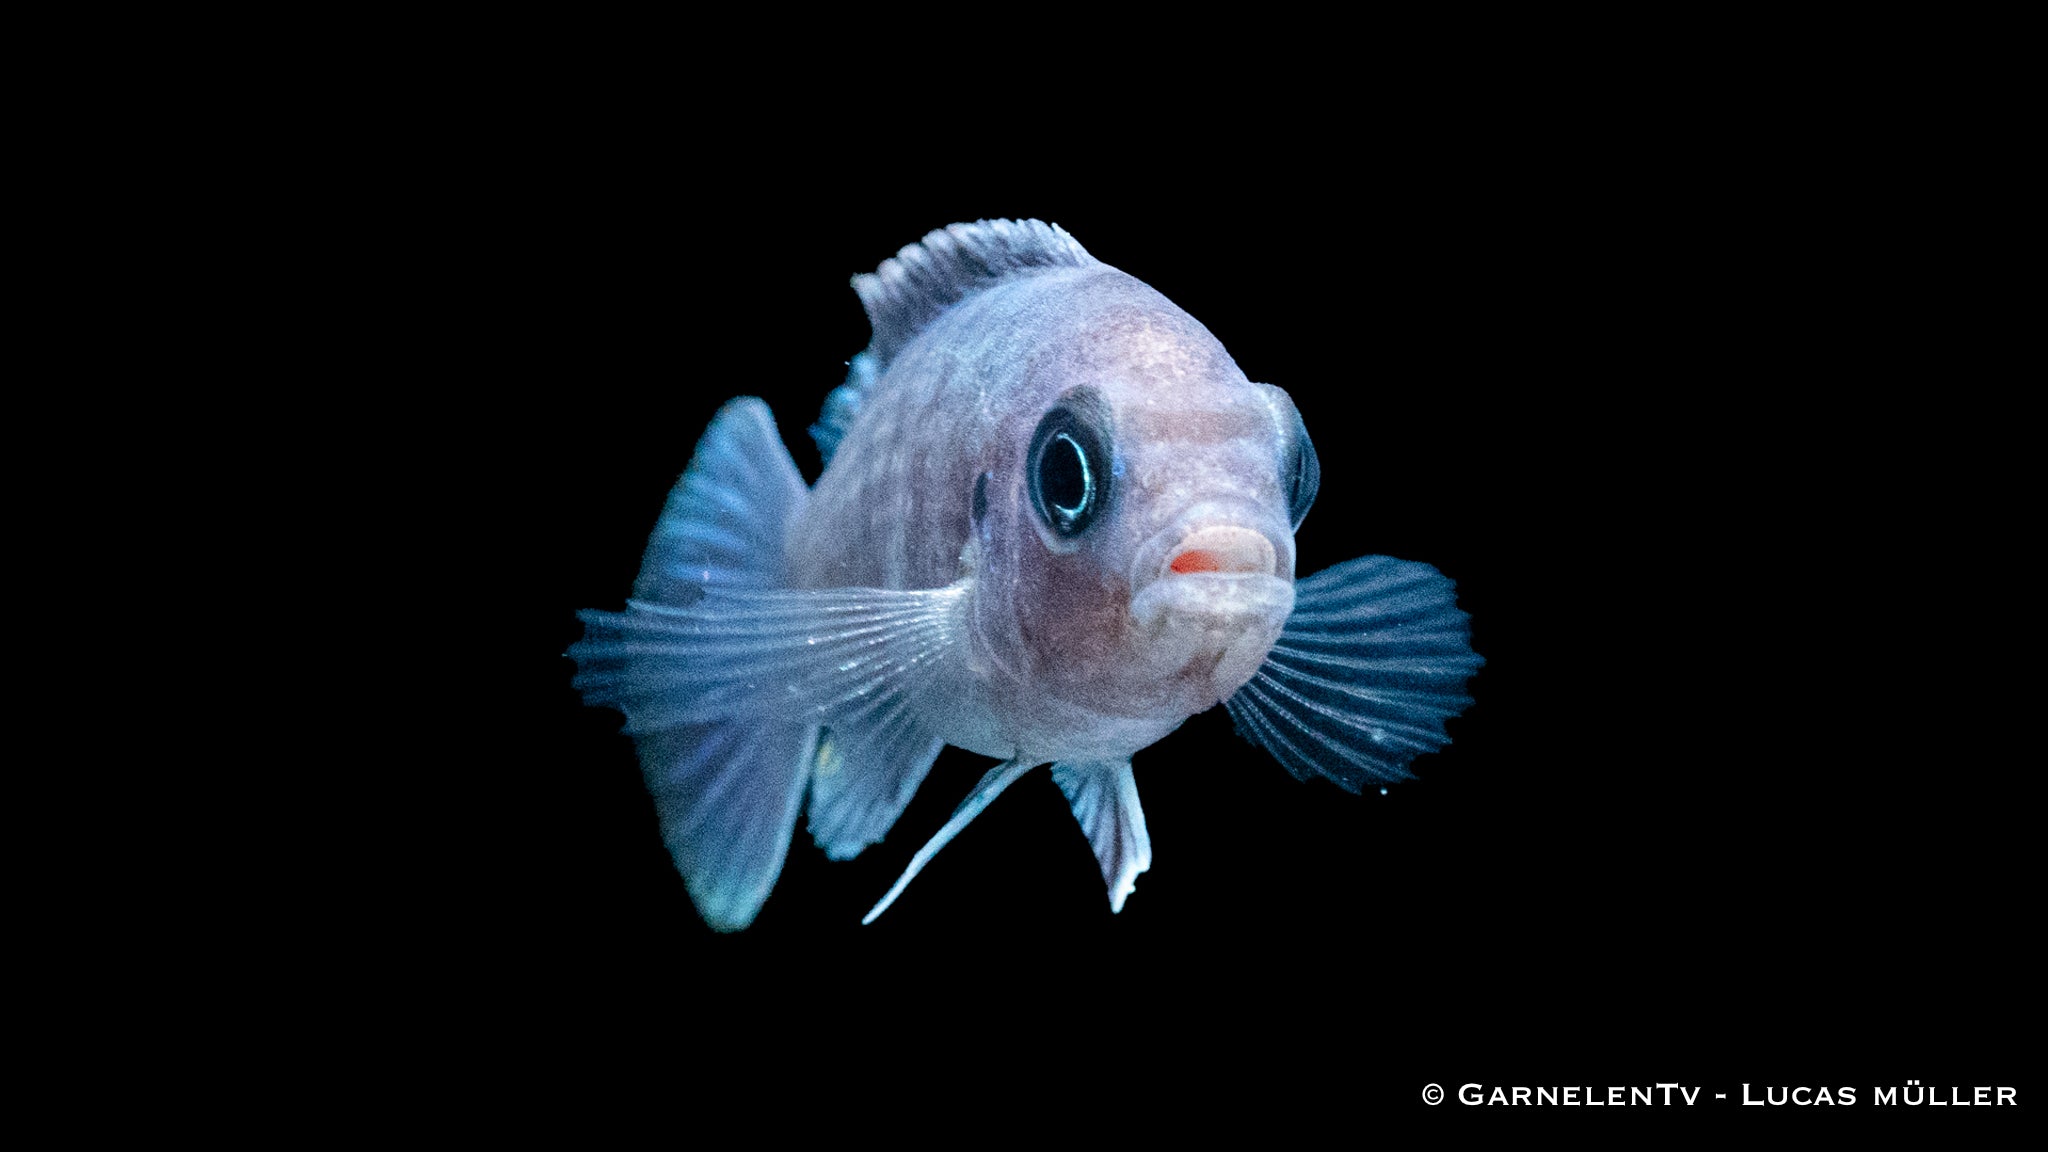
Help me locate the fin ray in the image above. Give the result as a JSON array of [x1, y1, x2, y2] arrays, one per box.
[[631, 397, 807, 605], [1052, 760, 1152, 913], [813, 220, 1097, 464], [568, 398, 839, 931], [806, 701, 947, 861], [1227, 555, 1482, 792], [632, 721, 814, 929], [861, 758, 1044, 925], [572, 584, 967, 731]]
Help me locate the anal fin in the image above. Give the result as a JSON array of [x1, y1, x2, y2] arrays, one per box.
[[807, 706, 946, 861]]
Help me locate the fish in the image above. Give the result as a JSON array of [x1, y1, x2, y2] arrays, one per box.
[[569, 219, 1483, 930]]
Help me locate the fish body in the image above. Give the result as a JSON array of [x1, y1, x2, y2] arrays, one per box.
[[572, 220, 1482, 929]]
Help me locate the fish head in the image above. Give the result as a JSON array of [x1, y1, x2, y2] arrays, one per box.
[[975, 288, 1316, 739]]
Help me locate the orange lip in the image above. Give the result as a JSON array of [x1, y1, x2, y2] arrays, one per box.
[[1160, 525, 1275, 579]]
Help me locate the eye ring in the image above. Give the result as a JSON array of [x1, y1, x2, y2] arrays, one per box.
[[1043, 433, 1092, 521], [1028, 402, 1112, 540], [1284, 403, 1320, 530]]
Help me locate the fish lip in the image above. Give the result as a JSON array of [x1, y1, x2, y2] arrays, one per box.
[[1127, 510, 1292, 638], [1129, 570, 1294, 631], [1127, 569, 1294, 702], [1129, 507, 1288, 596], [1155, 524, 1275, 580]]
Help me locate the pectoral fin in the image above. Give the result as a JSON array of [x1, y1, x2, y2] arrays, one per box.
[[1051, 760, 1151, 913], [574, 580, 970, 927], [569, 401, 973, 929], [1225, 555, 1483, 791]]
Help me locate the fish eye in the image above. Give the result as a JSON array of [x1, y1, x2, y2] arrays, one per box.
[[1028, 404, 1112, 539], [1284, 408, 1320, 530]]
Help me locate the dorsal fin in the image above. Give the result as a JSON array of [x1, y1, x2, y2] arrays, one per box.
[[813, 219, 1098, 463], [855, 219, 1097, 365]]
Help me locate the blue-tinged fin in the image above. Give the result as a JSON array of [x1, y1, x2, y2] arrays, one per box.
[[626, 721, 816, 930], [1051, 760, 1152, 913], [574, 584, 967, 733], [1225, 555, 1483, 791], [810, 350, 876, 464], [808, 714, 946, 862], [812, 219, 1098, 463], [575, 399, 965, 929], [570, 398, 817, 930], [635, 397, 809, 605], [861, 758, 1045, 925], [574, 581, 968, 928]]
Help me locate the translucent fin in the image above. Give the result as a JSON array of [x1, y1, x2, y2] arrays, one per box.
[[1051, 760, 1152, 913], [574, 582, 967, 921], [570, 398, 819, 931], [571, 583, 968, 732], [1225, 555, 1483, 791], [853, 219, 1097, 368], [815, 220, 1098, 462], [633, 397, 808, 605], [809, 351, 877, 465], [632, 721, 815, 930], [861, 758, 1044, 925], [807, 712, 946, 861]]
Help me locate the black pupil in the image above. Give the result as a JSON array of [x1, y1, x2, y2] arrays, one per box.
[[1028, 399, 1111, 540], [1043, 433, 1089, 516]]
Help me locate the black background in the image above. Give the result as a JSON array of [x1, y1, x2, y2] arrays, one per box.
[[441, 101, 2025, 1107]]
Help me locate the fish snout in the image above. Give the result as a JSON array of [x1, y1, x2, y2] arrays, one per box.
[[1127, 516, 1295, 703], [1130, 503, 1292, 592]]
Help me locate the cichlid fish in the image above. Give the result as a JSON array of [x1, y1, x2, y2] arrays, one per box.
[[570, 220, 1482, 929]]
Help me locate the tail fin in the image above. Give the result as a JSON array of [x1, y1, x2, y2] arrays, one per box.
[[570, 399, 813, 930]]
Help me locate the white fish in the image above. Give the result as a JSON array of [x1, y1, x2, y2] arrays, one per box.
[[571, 220, 1482, 929]]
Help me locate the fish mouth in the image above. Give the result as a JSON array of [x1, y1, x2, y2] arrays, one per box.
[[1158, 524, 1277, 579], [1129, 523, 1293, 702], [1128, 567, 1294, 632], [1130, 517, 1286, 590]]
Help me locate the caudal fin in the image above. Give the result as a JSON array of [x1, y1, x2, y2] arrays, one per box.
[[570, 398, 814, 930]]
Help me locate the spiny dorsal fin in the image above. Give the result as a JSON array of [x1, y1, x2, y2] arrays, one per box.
[[815, 220, 1099, 463], [856, 219, 1098, 368]]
